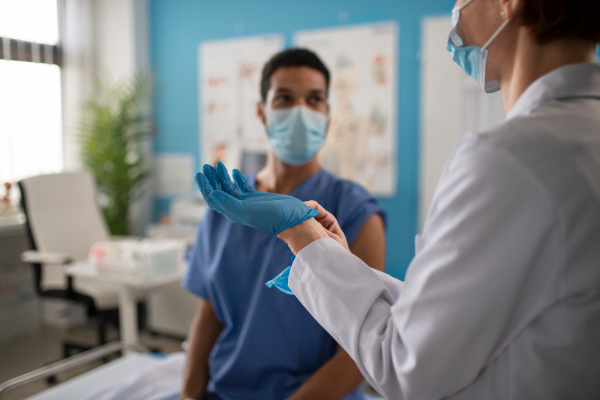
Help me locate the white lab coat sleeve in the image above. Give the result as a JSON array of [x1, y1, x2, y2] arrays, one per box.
[[373, 268, 404, 303], [289, 136, 563, 400], [289, 238, 406, 396]]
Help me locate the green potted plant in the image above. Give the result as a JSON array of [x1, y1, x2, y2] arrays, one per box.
[[79, 72, 153, 235]]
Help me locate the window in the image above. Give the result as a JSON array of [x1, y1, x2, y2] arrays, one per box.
[[0, 0, 62, 189]]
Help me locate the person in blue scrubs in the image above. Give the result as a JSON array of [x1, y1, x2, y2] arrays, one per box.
[[180, 49, 387, 400]]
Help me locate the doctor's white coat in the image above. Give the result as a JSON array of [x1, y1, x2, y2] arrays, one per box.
[[289, 63, 600, 399]]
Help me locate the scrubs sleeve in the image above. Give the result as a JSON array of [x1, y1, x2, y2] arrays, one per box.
[[181, 208, 215, 300], [289, 136, 563, 400], [332, 181, 386, 246]]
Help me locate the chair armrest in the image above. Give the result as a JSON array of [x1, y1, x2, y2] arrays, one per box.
[[21, 250, 73, 265]]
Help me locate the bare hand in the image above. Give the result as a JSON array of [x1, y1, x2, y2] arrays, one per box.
[[277, 201, 349, 255], [304, 201, 350, 251]]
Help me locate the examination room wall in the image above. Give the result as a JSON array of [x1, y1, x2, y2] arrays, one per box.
[[150, 0, 453, 279]]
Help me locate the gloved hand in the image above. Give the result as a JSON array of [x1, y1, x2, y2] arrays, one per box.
[[195, 162, 319, 235]]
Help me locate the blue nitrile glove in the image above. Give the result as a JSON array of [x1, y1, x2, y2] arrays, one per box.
[[195, 162, 319, 235], [265, 256, 295, 295]]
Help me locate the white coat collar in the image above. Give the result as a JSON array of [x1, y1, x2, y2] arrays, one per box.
[[507, 62, 600, 120]]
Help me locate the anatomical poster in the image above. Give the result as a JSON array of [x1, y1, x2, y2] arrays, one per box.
[[199, 34, 284, 172], [295, 22, 398, 196]]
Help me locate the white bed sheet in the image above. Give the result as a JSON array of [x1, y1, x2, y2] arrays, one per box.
[[27, 352, 184, 400], [25, 351, 384, 400]]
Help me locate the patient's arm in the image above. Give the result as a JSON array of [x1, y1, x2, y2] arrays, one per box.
[[286, 213, 386, 400], [349, 213, 386, 273], [287, 346, 366, 400], [180, 300, 224, 400]]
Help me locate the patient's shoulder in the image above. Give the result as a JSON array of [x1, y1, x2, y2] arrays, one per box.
[[319, 170, 375, 205], [317, 169, 369, 194], [318, 170, 385, 235]]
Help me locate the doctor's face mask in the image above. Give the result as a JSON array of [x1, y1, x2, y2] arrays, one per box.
[[447, 0, 515, 93], [266, 105, 328, 167]]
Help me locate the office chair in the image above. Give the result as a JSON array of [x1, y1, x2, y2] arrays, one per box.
[[18, 172, 120, 358]]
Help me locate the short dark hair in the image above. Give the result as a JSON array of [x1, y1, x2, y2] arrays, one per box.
[[260, 48, 330, 103], [521, 0, 600, 44]]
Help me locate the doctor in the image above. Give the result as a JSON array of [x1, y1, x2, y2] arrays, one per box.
[[195, 0, 600, 398]]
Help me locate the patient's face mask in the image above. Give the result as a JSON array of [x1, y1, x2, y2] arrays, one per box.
[[266, 105, 328, 166], [447, 0, 514, 93]]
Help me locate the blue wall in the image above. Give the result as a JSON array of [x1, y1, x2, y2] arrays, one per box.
[[150, 0, 453, 279]]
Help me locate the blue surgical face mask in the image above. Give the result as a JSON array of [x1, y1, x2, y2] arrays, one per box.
[[447, 0, 515, 93], [267, 105, 328, 166]]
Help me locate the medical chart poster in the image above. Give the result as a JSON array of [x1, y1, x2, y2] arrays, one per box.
[[199, 34, 284, 171], [295, 22, 399, 196]]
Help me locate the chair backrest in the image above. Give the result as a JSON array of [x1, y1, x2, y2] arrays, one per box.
[[19, 172, 110, 290]]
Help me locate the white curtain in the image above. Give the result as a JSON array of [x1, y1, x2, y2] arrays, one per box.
[[0, 60, 63, 184], [0, 0, 95, 189], [60, 0, 96, 172]]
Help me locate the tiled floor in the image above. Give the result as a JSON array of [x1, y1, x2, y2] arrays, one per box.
[[0, 323, 183, 400]]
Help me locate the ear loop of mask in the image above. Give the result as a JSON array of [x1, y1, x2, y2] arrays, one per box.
[[481, 11, 515, 52], [457, 0, 476, 12], [454, 0, 515, 52], [453, 0, 517, 93]]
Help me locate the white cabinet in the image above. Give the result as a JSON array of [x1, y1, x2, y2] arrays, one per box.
[[147, 280, 199, 338]]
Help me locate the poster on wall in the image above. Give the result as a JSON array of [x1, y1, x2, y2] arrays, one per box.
[[294, 22, 398, 196], [199, 34, 284, 173]]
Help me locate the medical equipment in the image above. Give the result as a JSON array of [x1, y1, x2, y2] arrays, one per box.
[[267, 105, 328, 166], [196, 162, 318, 234], [89, 239, 186, 282]]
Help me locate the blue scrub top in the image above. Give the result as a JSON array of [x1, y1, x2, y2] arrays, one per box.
[[183, 170, 386, 400]]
